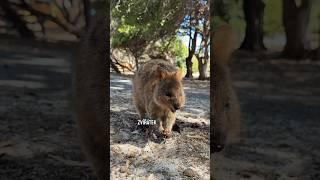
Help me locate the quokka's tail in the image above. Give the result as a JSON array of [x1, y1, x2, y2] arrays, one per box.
[[213, 25, 240, 65]]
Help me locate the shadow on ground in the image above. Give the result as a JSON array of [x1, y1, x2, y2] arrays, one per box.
[[213, 52, 320, 179], [0, 39, 96, 180]]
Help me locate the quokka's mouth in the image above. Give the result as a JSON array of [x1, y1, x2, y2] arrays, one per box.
[[170, 105, 182, 112]]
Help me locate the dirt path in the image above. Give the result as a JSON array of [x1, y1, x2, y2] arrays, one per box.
[[213, 54, 320, 180], [0, 42, 95, 180], [110, 74, 210, 179]]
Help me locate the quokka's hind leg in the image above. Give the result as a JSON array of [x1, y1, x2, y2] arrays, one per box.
[[132, 95, 147, 120], [136, 105, 147, 120]]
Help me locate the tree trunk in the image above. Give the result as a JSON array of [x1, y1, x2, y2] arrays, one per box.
[[110, 61, 121, 73], [197, 35, 209, 80], [185, 53, 193, 78], [0, 0, 34, 38], [110, 52, 122, 74], [312, 47, 320, 60], [197, 10, 209, 80], [240, 0, 266, 51], [198, 44, 209, 80], [83, 0, 91, 30], [185, 23, 198, 78], [198, 57, 208, 80], [282, 0, 311, 59]]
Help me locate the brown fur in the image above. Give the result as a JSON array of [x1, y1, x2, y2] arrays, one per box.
[[213, 25, 241, 146], [132, 59, 185, 137], [71, 16, 107, 180]]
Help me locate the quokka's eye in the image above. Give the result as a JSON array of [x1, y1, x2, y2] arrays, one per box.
[[165, 92, 172, 97]]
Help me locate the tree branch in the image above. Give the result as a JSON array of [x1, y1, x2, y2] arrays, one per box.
[[13, 0, 82, 37]]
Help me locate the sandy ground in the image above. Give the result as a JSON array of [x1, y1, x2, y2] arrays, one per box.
[[110, 74, 210, 179], [0, 37, 320, 179], [213, 53, 320, 180], [0, 39, 95, 180]]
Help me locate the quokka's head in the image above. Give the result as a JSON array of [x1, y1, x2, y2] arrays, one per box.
[[153, 69, 185, 112]]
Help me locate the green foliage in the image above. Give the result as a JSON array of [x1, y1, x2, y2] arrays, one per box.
[[152, 37, 188, 68], [171, 38, 188, 70], [264, 0, 282, 35], [111, 23, 139, 48], [192, 56, 199, 73], [212, 0, 281, 35], [310, 1, 320, 34], [264, 0, 320, 36], [213, 0, 232, 22], [111, 0, 185, 53], [212, 0, 245, 34], [170, 38, 188, 62], [176, 59, 184, 69]]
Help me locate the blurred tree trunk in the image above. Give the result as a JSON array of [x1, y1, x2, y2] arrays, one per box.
[[197, 8, 209, 80], [0, 0, 34, 38], [198, 56, 208, 80], [185, 29, 197, 78], [213, 0, 230, 22], [185, 7, 200, 79], [282, 0, 311, 59], [313, 47, 320, 60], [315, 16, 320, 60], [199, 40, 209, 80], [240, 0, 266, 51], [83, 0, 91, 30]]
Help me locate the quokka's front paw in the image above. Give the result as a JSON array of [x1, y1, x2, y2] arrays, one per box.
[[162, 129, 172, 139], [145, 127, 166, 143]]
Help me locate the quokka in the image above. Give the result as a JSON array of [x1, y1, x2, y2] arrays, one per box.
[[212, 25, 241, 152], [132, 59, 185, 138], [71, 16, 108, 180]]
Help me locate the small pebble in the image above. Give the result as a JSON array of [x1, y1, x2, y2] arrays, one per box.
[[119, 166, 127, 173], [183, 168, 197, 177]]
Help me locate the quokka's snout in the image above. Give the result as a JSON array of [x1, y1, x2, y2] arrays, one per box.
[[154, 78, 185, 113], [170, 98, 184, 112], [173, 102, 181, 111]]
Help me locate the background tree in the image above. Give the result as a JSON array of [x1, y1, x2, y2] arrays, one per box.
[[240, 0, 266, 51], [314, 16, 320, 60], [0, 0, 35, 38], [181, 0, 210, 79], [195, 0, 210, 80], [282, 0, 311, 59], [208, 0, 319, 62], [0, 0, 89, 38], [213, 0, 231, 22], [83, 0, 91, 30], [111, 0, 188, 70], [183, 12, 199, 78]]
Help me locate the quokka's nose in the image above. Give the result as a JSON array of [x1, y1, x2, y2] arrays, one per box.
[[173, 104, 180, 110]]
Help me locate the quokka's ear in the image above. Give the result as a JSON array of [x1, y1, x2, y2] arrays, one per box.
[[175, 69, 184, 80], [158, 70, 175, 80]]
